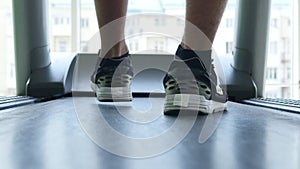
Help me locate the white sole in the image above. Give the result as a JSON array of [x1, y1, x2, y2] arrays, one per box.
[[90, 81, 132, 102], [164, 94, 227, 114]]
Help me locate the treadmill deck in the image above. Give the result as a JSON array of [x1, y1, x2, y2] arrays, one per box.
[[0, 97, 299, 169]]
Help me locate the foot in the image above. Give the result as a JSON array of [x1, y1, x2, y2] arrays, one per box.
[[90, 53, 133, 102], [163, 45, 227, 115]]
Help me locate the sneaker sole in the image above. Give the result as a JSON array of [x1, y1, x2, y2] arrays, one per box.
[[90, 81, 132, 102], [164, 94, 227, 115]]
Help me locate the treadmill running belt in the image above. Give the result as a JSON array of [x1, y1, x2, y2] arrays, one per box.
[[0, 97, 299, 169]]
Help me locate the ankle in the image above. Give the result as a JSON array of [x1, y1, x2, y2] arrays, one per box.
[[100, 41, 129, 58], [180, 41, 212, 51]]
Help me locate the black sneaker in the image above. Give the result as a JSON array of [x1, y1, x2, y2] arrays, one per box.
[[90, 53, 133, 102], [163, 45, 227, 114]]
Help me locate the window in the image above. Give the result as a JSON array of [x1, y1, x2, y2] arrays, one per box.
[[154, 17, 166, 26], [214, 0, 237, 56], [54, 17, 67, 25], [135, 41, 139, 51], [49, 0, 72, 52], [155, 41, 164, 52], [53, 17, 70, 25], [139, 28, 143, 34], [66, 17, 70, 24], [154, 18, 159, 26], [161, 17, 166, 26], [226, 41, 233, 54], [265, 0, 299, 99], [286, 67, 291, 80], [132, 17, 140, 26], [80, 0, 98, 52], [271, 18, 278, 28], [81, 18, 89, 28], [269, 41, 278, 54], [54, 17, 60, 24], [58, 41, 67, 52], [176, 18, 184, 26], [128, 40, 139, 52], [9, 63, 15, 78], [129, 29, 134, 35], [226, 18, 233, 28], [266, 68, 278, 80], [80, 41, 88, 51], [0, 0, 16, 95]]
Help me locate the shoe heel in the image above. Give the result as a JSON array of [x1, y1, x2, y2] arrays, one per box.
[[96, 87, 132, 102], [164, 94, 227, 114], [91, 81, 132, 102]]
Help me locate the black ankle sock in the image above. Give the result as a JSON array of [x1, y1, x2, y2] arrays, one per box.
[[175, 45, 212, 72], [110, 52, 130, 60], [175, 45, 211, 61]]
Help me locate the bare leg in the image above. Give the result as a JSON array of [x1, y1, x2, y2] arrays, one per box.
[[182, 0, 228, 50], [94, 0, 129, 58]]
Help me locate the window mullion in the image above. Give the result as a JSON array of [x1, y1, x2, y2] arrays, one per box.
[[71, 0, 81, 52]]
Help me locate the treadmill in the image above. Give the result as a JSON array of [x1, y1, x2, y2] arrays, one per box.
[[0, 0, 299, 168]]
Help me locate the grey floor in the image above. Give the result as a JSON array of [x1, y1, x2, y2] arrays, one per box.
[[0, 97, 300, 169]]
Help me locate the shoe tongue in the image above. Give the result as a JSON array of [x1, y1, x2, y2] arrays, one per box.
[[175, 45, 212, 72]]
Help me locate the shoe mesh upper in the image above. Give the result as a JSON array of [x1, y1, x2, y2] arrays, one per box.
[[91, 55, 133, 88], [164, 46, 227, 103]]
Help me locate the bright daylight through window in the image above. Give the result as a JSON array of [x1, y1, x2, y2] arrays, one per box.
[[0, 0, 299, 99]]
